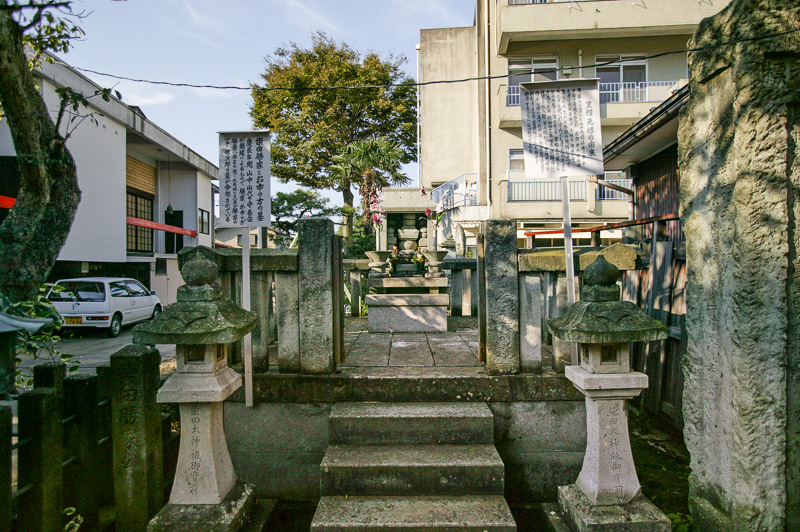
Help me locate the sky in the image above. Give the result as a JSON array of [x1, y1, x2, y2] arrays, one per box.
[[59, 0, 475, 204]]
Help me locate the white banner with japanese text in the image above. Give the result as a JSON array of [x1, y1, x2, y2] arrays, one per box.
[[520, 79, 604, 179], [218, 131, 271, 228]]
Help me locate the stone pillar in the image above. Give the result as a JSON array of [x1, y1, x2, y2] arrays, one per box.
[[483, 219, 519, 374], [0, 403, 10, 532], [297, 218, 336, 374], [349, 269, 362, 318], [679, 1, 800, 529], [111, 344, 163, 532], [18, 388, 62, 532], [0, 334, 12, 399], [276, 272, 300, 373], [519, 273, 542, 373]]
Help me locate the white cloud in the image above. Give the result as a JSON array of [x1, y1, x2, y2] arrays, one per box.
[[273, 0, 348, 35], [115, 83, 175, 107]]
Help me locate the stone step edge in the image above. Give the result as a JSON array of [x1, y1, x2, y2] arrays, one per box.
[[320, 444, 504, 468], [311, 495, 517, 531]]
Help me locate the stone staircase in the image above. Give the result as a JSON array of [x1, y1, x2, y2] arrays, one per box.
[[310, 402, 517, 531]]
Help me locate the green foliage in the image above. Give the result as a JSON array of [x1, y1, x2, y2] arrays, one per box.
[[667, 509, 694, 532], [329, 137, 408, 231], [63, 507, 83, 531], [271, 188, 340, 248], [0, 284, 79, 388], [345, 209, 376, 259], [250, 31, 416, 194]]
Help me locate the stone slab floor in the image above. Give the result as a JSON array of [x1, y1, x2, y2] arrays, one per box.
[[342, 317, 482, 368]]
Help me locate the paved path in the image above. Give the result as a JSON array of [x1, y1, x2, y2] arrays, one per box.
[[17, 326, 176, 376], [342, 317, 481, 368]]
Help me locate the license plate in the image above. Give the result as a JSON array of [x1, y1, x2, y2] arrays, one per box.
[[65, 317, 82, 325]]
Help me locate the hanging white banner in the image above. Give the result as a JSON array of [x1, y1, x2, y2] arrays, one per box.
[[218, 130, 271, 228], [520, 79, 604, 179]]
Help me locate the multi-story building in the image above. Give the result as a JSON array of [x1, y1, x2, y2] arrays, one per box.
[[382, 0, 729, 252], [0, 56, 217, 304]]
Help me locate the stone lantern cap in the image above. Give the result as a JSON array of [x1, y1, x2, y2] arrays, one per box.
[[548, 255, 668, 344], [133, 247, 256, 346]]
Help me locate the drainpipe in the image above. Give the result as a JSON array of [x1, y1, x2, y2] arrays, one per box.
[[484, 0, 492, 220], [416, 43, 422, 188], [578, 49, 583, 78]]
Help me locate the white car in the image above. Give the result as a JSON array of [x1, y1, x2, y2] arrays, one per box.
[[48, 277, 162, 337]]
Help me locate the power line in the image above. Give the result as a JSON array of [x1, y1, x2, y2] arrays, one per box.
[[70, 27, 800, 93]]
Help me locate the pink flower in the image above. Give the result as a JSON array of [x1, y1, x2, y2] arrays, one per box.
[[420, 186, 427, 197], [425, 208, 431, 217], [435, 203, 444, 214]]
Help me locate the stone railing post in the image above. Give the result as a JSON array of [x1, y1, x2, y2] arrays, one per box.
[[63, 375, 101, 530], [297, 218, 337, 374], [17, 388, 62, 532], [111, 344, 163, 532], [0, 403, 9, 532], [483, 219, 520, 374]]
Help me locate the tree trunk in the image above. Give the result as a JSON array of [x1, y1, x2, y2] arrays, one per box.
[[341, 187, 354, 254], [0, 12, 81, 302]]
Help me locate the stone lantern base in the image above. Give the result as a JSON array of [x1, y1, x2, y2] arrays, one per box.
[[148, 483, 274, 532], [543, 485, 670, 532]]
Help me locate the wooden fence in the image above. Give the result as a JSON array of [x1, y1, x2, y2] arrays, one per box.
[[3, 345, 179, 532]]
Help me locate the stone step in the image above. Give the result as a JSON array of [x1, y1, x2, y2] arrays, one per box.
[[320, 444, 505, 496], [312, 495, 516, 532], [329, 402, 494, 445]]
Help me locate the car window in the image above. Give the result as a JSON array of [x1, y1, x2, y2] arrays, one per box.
[[49, 282, 106, 302], [126, 281, 149, 297], [109, 281, 130, 297]]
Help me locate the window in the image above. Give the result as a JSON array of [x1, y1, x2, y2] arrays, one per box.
[[199, 209, 210, 235], [109, 281, 130, 298], [127, 191, 153, 253], [509, 149, 525, 173], [155, 258, 167, 276], [596, 55, 647, 103], [126, 280, 149, 297], [49, 281, 106, 302], [507, 57, 558, 105]]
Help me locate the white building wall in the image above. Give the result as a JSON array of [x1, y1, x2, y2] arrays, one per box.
[[196, 172, 214, 248], [0, 121, 15, 156], [41, 79, 128, 263]]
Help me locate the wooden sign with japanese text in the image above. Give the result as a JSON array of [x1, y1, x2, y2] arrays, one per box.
[[520, 79, 604, 179], [218, 131, 271, 228]]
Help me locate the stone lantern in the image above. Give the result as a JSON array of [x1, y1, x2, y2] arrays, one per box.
[[133, 247, 264, 532], [546, 255, 671, 532]]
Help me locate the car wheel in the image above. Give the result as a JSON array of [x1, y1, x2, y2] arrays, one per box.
[[108, 314, 122, 338], [151, 305, 162, 320]]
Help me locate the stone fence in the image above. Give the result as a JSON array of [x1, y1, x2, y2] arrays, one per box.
[[3, 346, 177, 532], [478, 219, 643, 376], [187, 218, 346, 375]]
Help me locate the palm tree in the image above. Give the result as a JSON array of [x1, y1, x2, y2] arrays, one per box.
[[329, 138, 409, 238]]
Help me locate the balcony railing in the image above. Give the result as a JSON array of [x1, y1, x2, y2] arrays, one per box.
[[596, 179, 634, 200], [507, 81, 680, 106], [508, 0, 598, 4], [506, 176, 634, 201], [508, 179, 587, 202], [599, 81, 679, 103], [431, 173, 479, 210]]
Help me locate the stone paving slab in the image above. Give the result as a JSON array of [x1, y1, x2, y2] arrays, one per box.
[[389, 341, 435, 367]]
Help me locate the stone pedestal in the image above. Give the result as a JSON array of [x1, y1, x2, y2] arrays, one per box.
[[366, 294, 448, 332], [397, 214, 420, 252], [148, 483, 273, 532], [550, 484, 670, 532]]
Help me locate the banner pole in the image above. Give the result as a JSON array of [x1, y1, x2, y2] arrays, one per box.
[[560, 176, 579, 366], [241, 226, 253, 407]]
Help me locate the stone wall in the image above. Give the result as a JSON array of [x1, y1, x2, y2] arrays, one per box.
[[679, 0, 800, 529]]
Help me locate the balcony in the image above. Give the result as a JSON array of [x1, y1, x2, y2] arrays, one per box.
[[501, 81, 685, 128], [497, 0, 725, 54], [431, 173, 479, 210], [507, 176, 633, 202]]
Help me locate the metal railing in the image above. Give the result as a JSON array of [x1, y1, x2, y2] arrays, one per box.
[[507, 81, 680, 106], [508, 179, 587, 201], [431, 173, 479, 210], [596, 178, 634, 200], [508, 0, 601, 4], [599, 81, 679, 103]]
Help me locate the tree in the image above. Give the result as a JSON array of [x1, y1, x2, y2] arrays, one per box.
[[271, 188, 340, 248], [329, 137, 408, 234], [250, 32, 417, 244], [0, 1, 88, 301]]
